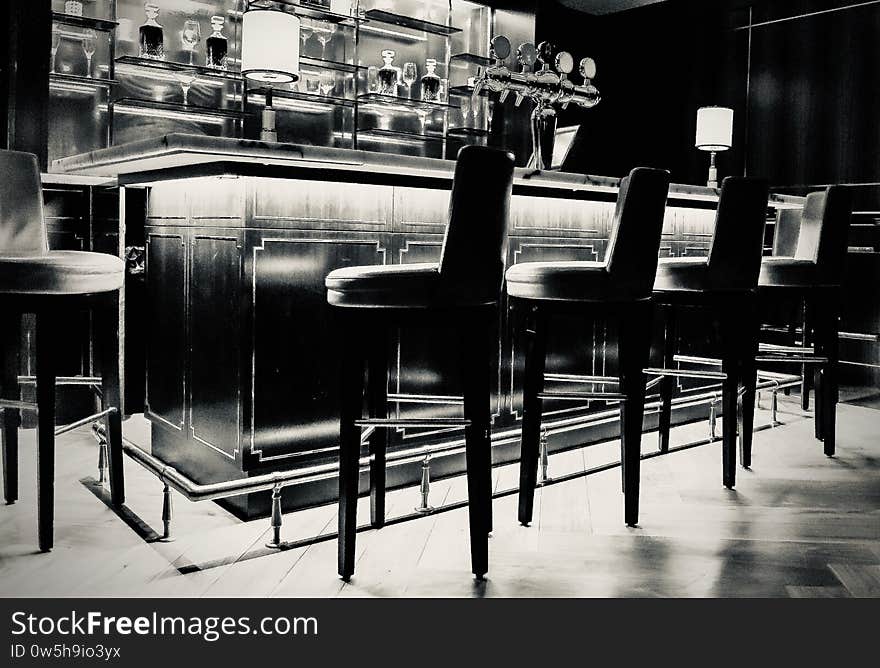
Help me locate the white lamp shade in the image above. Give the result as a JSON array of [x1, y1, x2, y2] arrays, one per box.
[[241, 9, 300, 84], [695, 106, 733, 151]]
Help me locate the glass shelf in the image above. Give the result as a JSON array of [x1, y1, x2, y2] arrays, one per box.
[[50, 72, 116, 89], [51, 12, 118, 32], [358, 127, 445, 143], [249, 87, 356, 109], [115, 56, 243, 82], [113, 97, 245, 120], [357, 93, 457, 113], [248, 1, 363, 25], [446, 127, 488, 137], [363, 9, 461, 36], [300, 56, 362, 74], [448, 84, 486, 97], [450, 53, 491, 67]]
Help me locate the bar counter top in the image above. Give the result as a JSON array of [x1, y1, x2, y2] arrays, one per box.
[[52, 133, 803, 209]]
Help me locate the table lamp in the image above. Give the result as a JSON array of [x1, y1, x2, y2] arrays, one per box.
[[695, 106, 733, 188], [241, 8, 300, 142]]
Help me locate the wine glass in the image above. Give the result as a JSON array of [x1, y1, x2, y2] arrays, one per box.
[[319, 71, 335, 97], [299, 19, 314, 55], [81, 29, 97, 78], [402, 62, 417, 100], [176, 70, 197, 105], [314, 25, 333, 60], [459, 95, 471, 127], [50, 28, 61, 74], [182, 19, 201, 66]]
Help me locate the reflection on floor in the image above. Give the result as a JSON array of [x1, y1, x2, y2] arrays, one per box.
[[0, 397, 878, 598]]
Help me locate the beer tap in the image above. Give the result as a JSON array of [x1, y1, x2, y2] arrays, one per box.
[[470, 36, 601, 170]]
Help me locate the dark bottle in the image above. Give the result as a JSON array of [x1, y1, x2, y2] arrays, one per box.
[[420, 58, 441, 101], [139, 2, 165, 60], [205, 15, 228, 70]]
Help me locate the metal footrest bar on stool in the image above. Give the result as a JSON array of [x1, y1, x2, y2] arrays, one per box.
[[644, 367, 729, 380], [354, 418, 471, 429], [538, 391, 628, 402]]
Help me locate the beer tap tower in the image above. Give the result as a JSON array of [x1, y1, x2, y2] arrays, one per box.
[[472, 36, 601, 170]]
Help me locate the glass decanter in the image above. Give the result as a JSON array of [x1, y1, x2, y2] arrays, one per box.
[[377, 49, 400, 96], [205, 15, 228, 70], [420, 58, 441, 102], [139, 2, 165, 60]]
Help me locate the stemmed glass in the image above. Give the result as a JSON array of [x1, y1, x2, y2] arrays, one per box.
[[314, 25, 333, 60], [81, 29, 97, 78], [319, 71, 335, 97], [50, 28, 61, 74], [402, 62, 417, 100], [182, 19, 201, 66], [459, 95, 471, 127], [299, 19, 314, 55], [176, 71, 197, 105]]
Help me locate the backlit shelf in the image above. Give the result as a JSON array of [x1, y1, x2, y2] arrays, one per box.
[[357, 93, 458, 113], [112, 97, 244, 121], [115, 56, 243, 82], [51, 12, 118, 32], [358, 127, 445, 143], [363, 9, 461, 36], [450, 53, 491, 67], [248, 1, 364, 25]]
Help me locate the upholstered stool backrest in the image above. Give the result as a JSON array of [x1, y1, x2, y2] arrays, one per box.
[[706, 177, 769, 291], [794, 186, 852, 285], [604, 167, 671, 299], [0, 150, 48, 256], [438, 145, 515, 303]]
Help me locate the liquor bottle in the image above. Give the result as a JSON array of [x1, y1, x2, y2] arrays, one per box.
[[420, 58, 441, 101], [139, 2, 165, 60], [377, 49, 400, 96], [205, 15, 228, 70]]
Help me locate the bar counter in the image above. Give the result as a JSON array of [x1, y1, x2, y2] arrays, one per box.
[[54, 135, 802, 517]]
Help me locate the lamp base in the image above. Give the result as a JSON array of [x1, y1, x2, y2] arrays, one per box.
[[260, 107, 277, 144], [706, 151, 719, 189]]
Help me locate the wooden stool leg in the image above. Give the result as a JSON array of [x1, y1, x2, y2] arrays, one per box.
[[461, 310, 493, 579], [36, 312, 58, 552], [337, 314, 365, 581], [657, 305, 676, 454], [1, 313, 21, 505], [619, 303, 652, 527], [738, 299, 759, 469], [98, 292, 125, 506], [517, 305, 548, 527], [719, 310, 741, 490], [820, 295, 839, 456], [367, 329, 388, 529], [801, 299, 812, 411]]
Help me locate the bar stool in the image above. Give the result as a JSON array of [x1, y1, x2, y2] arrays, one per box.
[[651, 177, 770, 489], [0, 150, 125, 552], [506, 167, 670, 528], [325, 146, 515, 581], [739, 186, 852, 462]]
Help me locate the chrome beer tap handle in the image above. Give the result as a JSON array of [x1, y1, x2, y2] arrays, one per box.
[[517, 42, 537, 73], [555, 51, 574, 108]]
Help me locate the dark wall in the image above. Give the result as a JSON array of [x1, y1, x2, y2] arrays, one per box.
[[537, 0, 879, 193]]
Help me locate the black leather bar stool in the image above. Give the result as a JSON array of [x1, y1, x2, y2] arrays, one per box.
[[651, 177, 769, 489], [739, 186, 852, 462], [0, 150, 125, 551], [325, 146, 515, 581], [506, 167, 670, 528]]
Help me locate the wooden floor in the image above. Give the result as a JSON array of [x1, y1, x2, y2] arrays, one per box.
[[1, 397, 879, 598]]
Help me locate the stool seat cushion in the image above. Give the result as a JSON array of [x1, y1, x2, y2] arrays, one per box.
[[758, 256, 818, 288], [326, 262, 497, 309], [653, 256, 710, 293], [506, 261, 638, 302], [0, 251, 124, 296]]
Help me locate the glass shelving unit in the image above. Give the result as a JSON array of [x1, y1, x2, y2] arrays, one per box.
[[47, 1, 497, 162]]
